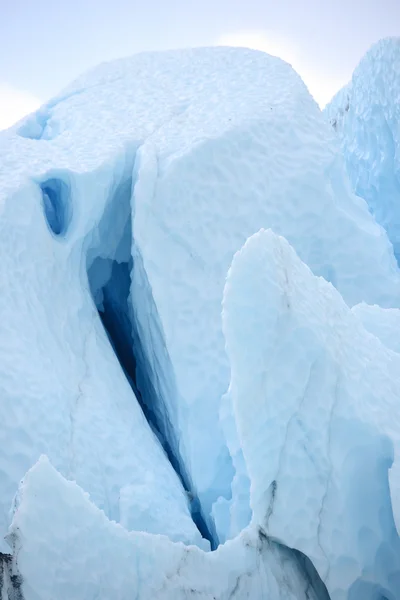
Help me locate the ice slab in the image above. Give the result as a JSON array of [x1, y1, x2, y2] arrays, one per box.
[[325, 37, 400, 262], [223, 229, 400, 599], [1, 46, 400, 551], [4, 456, 328, 600]]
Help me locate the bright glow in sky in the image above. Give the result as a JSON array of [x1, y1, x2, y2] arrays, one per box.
[[0, 84, 41, 131], [216, 31, 347, 107]]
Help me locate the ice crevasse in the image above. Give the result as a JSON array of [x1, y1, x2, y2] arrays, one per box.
[[0, 43, 400, 599]]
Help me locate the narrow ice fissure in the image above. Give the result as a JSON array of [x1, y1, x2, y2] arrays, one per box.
[[86, 173, 217, 548]]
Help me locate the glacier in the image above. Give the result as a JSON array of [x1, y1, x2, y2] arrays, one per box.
[[0, 41, 400, 599], [3, 455, 330, 600], [352, 302, 400, 354], [325, 38, 400, 262], [223, 229, 400, 599]]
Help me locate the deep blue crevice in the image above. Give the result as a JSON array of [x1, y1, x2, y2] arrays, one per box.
[[89, 255, 217, 548], [85, 175, 217, 549]]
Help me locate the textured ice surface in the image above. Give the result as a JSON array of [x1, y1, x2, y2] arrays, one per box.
[[352, 302, 400, 353], [2, 47, 399, 551], [0, 151, 203, 549], [223, 229, 400, 599], [1, 44, 400, 598], [4, 456, 329, 600], [325, 38, 400, 261]]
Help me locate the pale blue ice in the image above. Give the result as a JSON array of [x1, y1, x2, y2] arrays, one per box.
[[0, 41, 400, 600]]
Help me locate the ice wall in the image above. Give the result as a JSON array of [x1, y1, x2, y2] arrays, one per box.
[[352, 303, 400, 354], [223, 229, 400, 599], [325, 37, 400, 261], [1, 44, 400, 598], [4, 455, 329, 600]]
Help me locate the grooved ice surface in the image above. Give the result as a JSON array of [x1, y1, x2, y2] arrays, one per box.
[[325, 38, 400, 261], [223, 229, 400, 599]]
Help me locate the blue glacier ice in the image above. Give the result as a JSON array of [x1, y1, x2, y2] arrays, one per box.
[[4, 455, 330, 600], [0, 42, 400, 599], [223, 229, 400, 599], [352, 302, 400, 354], [325, 38, 400, 262]]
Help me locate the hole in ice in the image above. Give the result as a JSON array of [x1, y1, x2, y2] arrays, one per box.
[[40, 178, 72, 236], [86, 174, 217, 549]]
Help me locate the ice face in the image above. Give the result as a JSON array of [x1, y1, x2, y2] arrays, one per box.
[[223, 229, 400, 599], [352, 303, 400, 354], [0, 155, 204, 550], [6, 229, 400, 600], [4, 455, 329, 600], [325, 38, 400, 262], [0, 43, 400, 599]]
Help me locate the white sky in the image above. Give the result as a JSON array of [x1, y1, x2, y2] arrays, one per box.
[[0, 84, 41, 131]]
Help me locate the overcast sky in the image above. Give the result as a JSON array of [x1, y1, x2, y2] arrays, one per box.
[[1, 0, 399, 129]]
